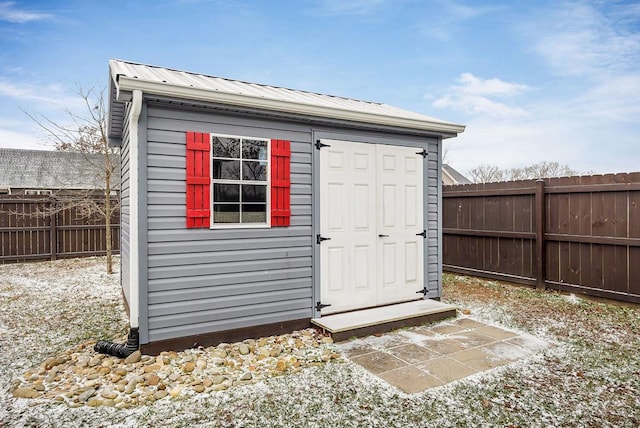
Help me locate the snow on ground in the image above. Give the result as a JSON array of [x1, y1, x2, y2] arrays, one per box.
[[1, 259, 639, 427]]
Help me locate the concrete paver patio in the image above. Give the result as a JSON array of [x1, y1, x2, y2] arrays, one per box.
[[336, 317, 550, 393]]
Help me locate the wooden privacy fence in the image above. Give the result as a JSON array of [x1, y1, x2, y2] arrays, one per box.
[[443, 172, 640, 304], [0, 196, 120, 263]]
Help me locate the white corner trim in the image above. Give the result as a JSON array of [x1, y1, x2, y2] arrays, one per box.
[[116, 77, 466, 135], [129, 89, 142, 329]]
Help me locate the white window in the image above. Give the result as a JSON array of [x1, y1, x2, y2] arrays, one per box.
[[211, 134, 270, 227], [25, 189, 52, 195]]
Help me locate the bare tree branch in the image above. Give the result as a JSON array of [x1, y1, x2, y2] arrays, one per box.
[[468, 161, 580, 183], [22, 85, 119, 274]]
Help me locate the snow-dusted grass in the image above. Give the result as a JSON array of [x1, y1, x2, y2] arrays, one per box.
[[2, 259, 639, 427]]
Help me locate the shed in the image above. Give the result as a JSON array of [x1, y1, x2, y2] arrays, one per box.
[[107, 59, 465, 353]]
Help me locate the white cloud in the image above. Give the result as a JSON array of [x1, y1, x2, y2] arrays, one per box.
[[0, 79, 84, 111], [310, 0, 390, 16], [419, 1, 507, 41], [0, 1, 50, 23], [529, 1, 640, 77], [432, 73, 530, 118], [0, 125, 52, 150], [563, 75, 640, 124], [455, 73, 529, 97], [0, 80, 89, 150], [438, 2, 640, 176], [445, 93, 640, 177]]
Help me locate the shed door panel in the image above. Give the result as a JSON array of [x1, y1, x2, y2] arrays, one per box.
[[320, 141, 377, 313], [319, 140, 424, 315], [376, 144, 424, 305]]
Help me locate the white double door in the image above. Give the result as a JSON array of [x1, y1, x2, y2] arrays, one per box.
[[319, 139, 424, 315]]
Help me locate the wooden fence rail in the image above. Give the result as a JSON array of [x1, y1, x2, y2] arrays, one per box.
[[443, 172, 640, 304], [0, 196, 120, 264]]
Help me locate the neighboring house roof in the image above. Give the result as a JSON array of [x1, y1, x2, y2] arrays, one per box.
[[0, 148, 119, 190], [442, 164, 472, 185], [108, 59, 466, 141]]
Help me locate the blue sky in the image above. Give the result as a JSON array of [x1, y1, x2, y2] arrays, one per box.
[[0, 0, 638, 176]]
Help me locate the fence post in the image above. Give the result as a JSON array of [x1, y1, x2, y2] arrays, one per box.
[[49, 199, 57, 261], [535, 179, 545, 290]]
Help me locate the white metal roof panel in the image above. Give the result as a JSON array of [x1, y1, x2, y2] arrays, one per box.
[[109, 59, 465, 135]]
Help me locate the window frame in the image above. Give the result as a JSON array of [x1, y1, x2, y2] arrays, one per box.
[[25, 189, 52, 196], [209, 133, 271, 229]]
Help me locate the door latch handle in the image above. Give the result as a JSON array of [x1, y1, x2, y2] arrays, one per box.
[[378, 234, 389, 238]]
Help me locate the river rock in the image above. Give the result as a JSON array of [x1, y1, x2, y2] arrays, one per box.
[[87, 397, 102, 407], [154, 390, 169, 400], [124, 350, 142, 365], [270, 346, 283, 357], [211, 349, 227, 359], [13, 387, 41, 399], [124, 380, 137, 394], [211, 375, 225, 385], [147, 374, 160, 386], [78, 388, 96, 402], [143, 364, 160, 373], [100, 389, 118, 400]]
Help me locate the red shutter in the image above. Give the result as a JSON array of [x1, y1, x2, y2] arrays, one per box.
[[186, 132, 210, 228], [271, 139, 291, 227]]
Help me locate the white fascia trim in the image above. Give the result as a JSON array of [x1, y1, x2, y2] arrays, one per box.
[[128, 89, 142, 329], [442, 168, 454, 185], [116, 77, 466, 135]]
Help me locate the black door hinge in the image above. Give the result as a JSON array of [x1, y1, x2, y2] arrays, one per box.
[[316, 234, 331, 244], [316, 140, 331, 150], [316, 301, 332, 311], [416, 230, 426, 238], [416, 148, 428, 158], [416, 287, 427, 295]]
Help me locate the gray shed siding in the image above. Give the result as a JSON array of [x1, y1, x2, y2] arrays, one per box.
[[139, 101, 443, 344], [430, 139, 442, 298], [145, 104, 313, 342]]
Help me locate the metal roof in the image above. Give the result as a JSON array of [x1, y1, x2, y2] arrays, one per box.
[[0, 148, 119, 190], [108, 59, 465, 139]]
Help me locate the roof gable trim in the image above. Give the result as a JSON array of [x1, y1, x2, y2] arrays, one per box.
[[116, 76, 466, 135]]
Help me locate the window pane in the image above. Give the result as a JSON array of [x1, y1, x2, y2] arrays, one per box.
[[213, 204, 240, 223], [213, 160, 240, 180], [243, 139, 268, 160], [213, 137, 240, 158], [242, 184, 266, 202], [214, 183, 240, 202], [242, 161, 267, 181], [242, 204, 267, 223]]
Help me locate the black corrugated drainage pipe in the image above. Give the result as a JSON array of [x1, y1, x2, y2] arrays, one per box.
[[94, 327, 139, 358]]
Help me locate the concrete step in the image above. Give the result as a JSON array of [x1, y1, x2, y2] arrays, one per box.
[[311, 299, 457, 342]]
